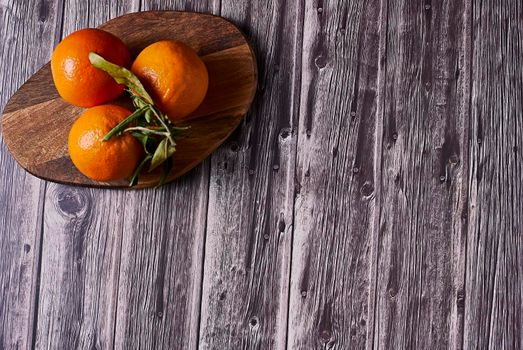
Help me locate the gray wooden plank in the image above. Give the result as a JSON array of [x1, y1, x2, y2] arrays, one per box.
[[113, 175, 210, 350], [198, 1, 303, 348], [0, 0, 62, 348], [111, 1, 217, 349], [35, 187, 132, 349], [464, 1, 523, 349], [372, 0, 471, 349], [287, 0, 383, 348], [142, 0, 220, 13], [32, 1, 140, 349]]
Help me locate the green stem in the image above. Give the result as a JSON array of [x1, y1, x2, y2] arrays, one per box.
[[150, 106, 176, 145], [102, 106, 148, 141], [124, 126, 170, 137]]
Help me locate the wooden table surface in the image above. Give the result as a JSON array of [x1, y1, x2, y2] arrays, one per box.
[[1, 0, 521, 349]]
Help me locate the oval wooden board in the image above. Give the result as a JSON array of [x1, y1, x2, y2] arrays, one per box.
[[1, 11, 257, 188]]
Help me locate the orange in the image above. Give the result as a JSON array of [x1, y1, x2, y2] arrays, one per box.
[[51, 28, 131, 107], [131, 40, 208, 120], [68, 105, 142, 181]]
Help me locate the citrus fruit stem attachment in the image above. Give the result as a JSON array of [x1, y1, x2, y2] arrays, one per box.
[[88, 52, 189, 187]]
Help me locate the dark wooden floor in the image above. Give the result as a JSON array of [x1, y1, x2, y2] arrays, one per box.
[[1, 0, 522, 349]]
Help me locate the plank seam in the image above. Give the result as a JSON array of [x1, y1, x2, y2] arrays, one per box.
[[460, 0, 474, 347], [111, 198, 125, 350], [369, 0, 390, 348], [30, 183, 48, 350], [195, 160, 213, 349], [283, 0, 306, 348]]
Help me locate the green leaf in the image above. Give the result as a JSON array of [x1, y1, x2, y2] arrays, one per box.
[[149, 138, 176, 172], [156, 158, 173, 188], [131, 132, 150, 152], [144, 109, 153, 123], [89, 52, 154, 104], [129, 154, 152, 187], [132, 95, 148, 109], [102, 106, 148, 141]]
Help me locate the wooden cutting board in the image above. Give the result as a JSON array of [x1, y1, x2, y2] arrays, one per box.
[[1, 11, 257, 188]]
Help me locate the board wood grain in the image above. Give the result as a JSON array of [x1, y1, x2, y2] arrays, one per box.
[[465, 1, 523, 348], [198, 0, 302, 348], [287, 0, 383, 348], [372, 0, 471, 348], [0, 0, 62, 348], [1, 10, 256, 188]]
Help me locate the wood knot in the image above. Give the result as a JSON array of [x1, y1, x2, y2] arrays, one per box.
[[280, 128, 291, 139], [315, 55, 327, 69], [449, 154, 459, 164], [360, 182, 374, 197], [229, 141, 240, 152], [278, 215, 286, 233], [56, 188, 88, 216], [38, 0, 49, 22], [388, 287, 397, 298], [332, 147, 338, 158], [249, 316, 259, 328], [456, 291, 465, 309], [319, 329, 332, 342]]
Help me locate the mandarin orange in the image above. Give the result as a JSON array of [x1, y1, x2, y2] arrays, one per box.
[[68, 105, 142, 181], [51, 28, 131, 107], [131, 40, 208, 120]]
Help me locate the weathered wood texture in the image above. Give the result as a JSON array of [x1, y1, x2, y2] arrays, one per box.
[[372, 0, 471, 349], [0, 0, 61, 348], [465, 1, 523, 349], [2, 0, 523, 349], [287, 0, 382, 348], [198, 0, 301, 348]]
